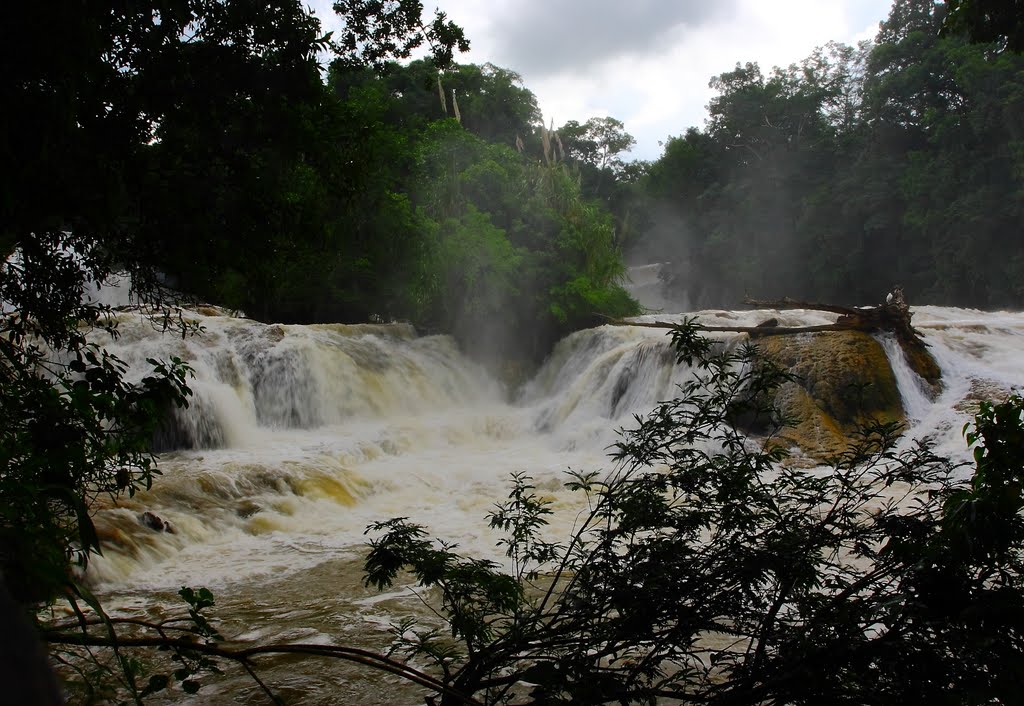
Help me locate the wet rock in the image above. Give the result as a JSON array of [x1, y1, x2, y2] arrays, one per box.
[[151, 393, 226, 452], [139, 511, 175, 534], [749, 331, 906, 459], [235, 501, 262, 519], [955, 378, 1013, 415], [266, 325, 286, 343]]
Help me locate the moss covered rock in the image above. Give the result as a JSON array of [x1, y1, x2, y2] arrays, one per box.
[[752, 331, 907, 459]]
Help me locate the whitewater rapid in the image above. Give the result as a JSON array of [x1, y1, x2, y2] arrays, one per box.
[[86, 304, 1024, 595]]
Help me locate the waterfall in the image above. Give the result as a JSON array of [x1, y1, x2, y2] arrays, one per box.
[[877, 335, 934, 424], [82, 304, 1024, 702], [105, 315, 500, 451], [625, 262, 690, 312]]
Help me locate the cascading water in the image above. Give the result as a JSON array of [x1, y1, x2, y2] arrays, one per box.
[[624, 262, 690, 313], [80, 303, 1023, 704], [878, 334, 934, 424]]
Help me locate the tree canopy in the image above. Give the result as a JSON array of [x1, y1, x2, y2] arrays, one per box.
[[635, 0, 1024, 310], [944, 0, 1024, 51]]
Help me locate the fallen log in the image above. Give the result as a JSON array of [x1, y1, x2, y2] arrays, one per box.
[[741, 286, 922, 343], [609, 286, 922, 342], [740, 297, 864, 318], [606, 320, 849, 335]]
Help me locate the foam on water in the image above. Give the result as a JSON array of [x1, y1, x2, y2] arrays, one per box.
[[87, 305, 1024, 595]]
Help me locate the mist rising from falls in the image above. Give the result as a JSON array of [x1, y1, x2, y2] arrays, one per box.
[[625, 263, 690, 313]]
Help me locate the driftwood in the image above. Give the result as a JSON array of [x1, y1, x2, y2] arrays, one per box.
[[740, 298, 863, 318], [742, 287, 921, 343], [610, 287, 924, 344], [609, 320, 845, 335]]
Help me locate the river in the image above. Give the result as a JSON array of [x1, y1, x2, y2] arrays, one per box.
[[80, 297, 1024, 704]]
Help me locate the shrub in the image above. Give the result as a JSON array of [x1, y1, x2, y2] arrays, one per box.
[[366, 321, 1024, 705]]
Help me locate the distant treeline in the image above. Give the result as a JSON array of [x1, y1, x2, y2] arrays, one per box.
[[636, 0, 1024, 309], [6, 0, 1020, 372], [140, 58, 640, 364], [3, 4, 639, 369]]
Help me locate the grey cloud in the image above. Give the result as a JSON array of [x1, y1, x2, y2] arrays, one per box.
[[487, 0, 738, 76]]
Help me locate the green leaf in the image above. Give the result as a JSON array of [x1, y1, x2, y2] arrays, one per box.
[[140, 674, 169, 697]]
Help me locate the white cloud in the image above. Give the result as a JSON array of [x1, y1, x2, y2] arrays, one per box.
[[485, 0, 738, 76], [307, 0, 894, 160]]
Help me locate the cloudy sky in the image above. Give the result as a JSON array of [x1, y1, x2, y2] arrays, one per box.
[[310, 0, 894, 160]]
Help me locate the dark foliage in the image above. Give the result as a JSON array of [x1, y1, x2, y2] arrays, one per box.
[[365, 321, 1024, 705], [944, 0, 1024, 51], [0, 241, 193, 607], [639, 0, 1024, 310]]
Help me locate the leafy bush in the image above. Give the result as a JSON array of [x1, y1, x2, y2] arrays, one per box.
[[408, 123, 638, 363], [365, 321, 1024, 705], [0, 236, 193, 606]]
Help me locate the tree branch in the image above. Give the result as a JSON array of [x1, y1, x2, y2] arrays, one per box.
[[604, 319, 850, 335], [42, 631, 482, 705]]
